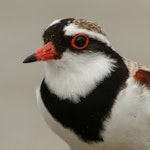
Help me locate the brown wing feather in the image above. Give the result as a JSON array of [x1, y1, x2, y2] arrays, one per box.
[[124, 58, 150, 88], [134, 69, 150, 88]]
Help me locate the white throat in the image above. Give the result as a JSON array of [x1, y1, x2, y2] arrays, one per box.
[[44, 51, 116, 103]]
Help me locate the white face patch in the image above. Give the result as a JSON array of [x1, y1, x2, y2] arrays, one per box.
[[44, 51, 116, 103], [64, 23, 111, 47]]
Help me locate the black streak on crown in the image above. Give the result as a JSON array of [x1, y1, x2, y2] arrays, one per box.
[[43, 18, 74, 54]]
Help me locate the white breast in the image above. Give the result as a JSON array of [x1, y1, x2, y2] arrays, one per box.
[[102, 78, 150, 150], [36, 77, 150, 150]]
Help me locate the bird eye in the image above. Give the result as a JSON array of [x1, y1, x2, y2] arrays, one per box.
[[71, 34, 89, 50]]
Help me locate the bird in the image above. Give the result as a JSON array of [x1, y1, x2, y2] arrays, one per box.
[[23, 18, 150, 150]]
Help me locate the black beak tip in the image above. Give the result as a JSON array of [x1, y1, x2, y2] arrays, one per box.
[[23, 54, 37, 63]]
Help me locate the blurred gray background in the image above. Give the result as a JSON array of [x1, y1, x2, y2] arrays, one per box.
[[0, 0, 150, 150]]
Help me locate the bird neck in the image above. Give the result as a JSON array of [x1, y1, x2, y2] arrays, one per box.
[[44, 51, 117, 103]]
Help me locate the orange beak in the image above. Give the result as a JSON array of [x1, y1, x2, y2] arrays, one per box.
[[23, 42, 59, 63]]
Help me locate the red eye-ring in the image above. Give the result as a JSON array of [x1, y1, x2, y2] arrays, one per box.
[[71, 34, 89, 50]]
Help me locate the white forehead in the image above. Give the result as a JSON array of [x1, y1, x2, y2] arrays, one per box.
[[64, 23, 111, 46], [46, 19, 62, 29]]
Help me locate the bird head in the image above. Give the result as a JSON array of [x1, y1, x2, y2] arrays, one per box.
[[23, 18, 128, 103], [23, 18, 111, 63]]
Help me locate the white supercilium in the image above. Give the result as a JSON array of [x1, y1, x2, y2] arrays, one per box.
[[64, 23, 111, 47]]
